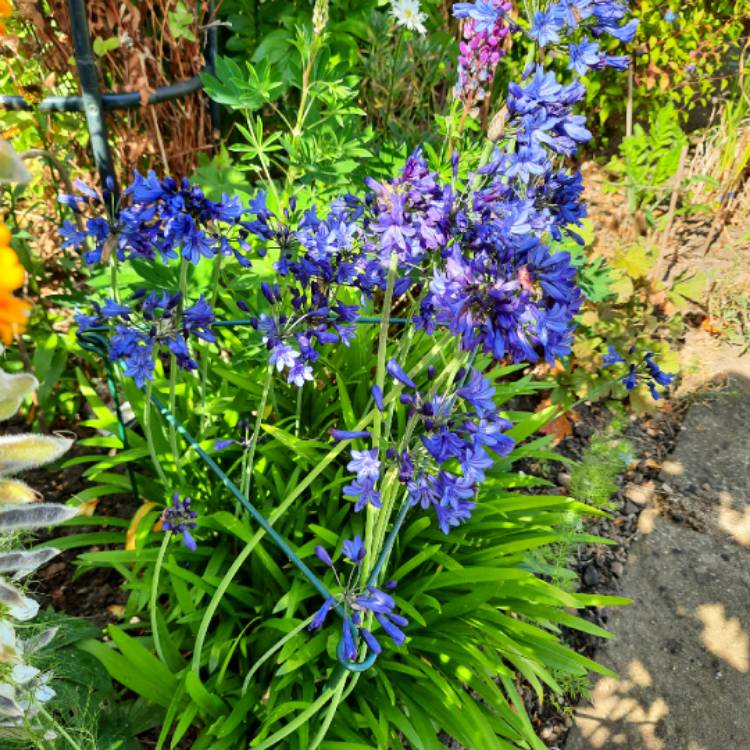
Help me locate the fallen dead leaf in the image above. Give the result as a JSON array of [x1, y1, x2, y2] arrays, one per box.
[[77, 498, 99, 517], [107, 604, 126, 618], [126, 501, 158, 551], [540, 414, 573, 445]]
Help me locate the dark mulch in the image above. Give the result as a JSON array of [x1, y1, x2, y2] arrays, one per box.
[[10, 413, 137, 628], [523, 398, 690, 747]]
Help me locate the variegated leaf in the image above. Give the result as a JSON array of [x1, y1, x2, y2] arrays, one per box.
[[0, 139, 31, 185], [22, 626, 57, 656], [0, 480, 38, 505], [0, 434, 73, 474], [0, 372, 38, 423], [0, 577, 38, 621], [0, 504, 78, 531], [0, 684, 22, 719], [0, 548, 60, 579]]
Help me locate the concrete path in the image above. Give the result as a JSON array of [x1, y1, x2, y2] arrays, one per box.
[[566, 333, 750, 750]]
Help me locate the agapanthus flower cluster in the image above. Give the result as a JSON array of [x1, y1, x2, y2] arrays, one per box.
[[75, 291, 215, 388], [240, 195, 365, 385], [604, 346, 675, 399], [240, 141, 588, 377], [452, 1, 513, 109], [59, 173, 250, 267], [408, 1, 637, 366], [310, 535, 408, 657], [337, 364, 515, 533], [530, 1, 639, 47], [161, 492, 198, 551]]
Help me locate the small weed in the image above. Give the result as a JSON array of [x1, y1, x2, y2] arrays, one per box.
[[570, 431, 635, 511]]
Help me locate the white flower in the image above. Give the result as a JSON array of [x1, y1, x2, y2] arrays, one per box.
[[390, 0, 428, 35], [34, 684, 56, 704]]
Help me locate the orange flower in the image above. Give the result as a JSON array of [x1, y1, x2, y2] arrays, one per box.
[[0, 0, 11, 35], [0, 221, 31, 345]]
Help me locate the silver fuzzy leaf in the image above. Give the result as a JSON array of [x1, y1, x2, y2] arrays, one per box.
[[0, 578, 38, 620], [0, 503, 78, 531], [0, 690, 22, 720], [0, 548, 61, 579], [0, 372, 38, 423], [0, 434, 74, 475]]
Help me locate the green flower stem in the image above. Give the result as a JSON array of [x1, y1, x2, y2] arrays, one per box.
[[383, 29, 403, 134], [308, 672, 349, 750], [364, 251, 399, 579], [243, 367, 274, 500], [245, 111, 281, 207], [369, 469, 400, 575], [199, 253, 224, 434], [38, 707, 83, 750], [168, 260, 189, 480], [150, 531, 170, 664], [367, 489, 411, 587], [167, 357, 182, 481], [109, 252, 119, 302], [294, 385, 303, 437], [144, 381, 168, 486], [285, 31, 323, 189]]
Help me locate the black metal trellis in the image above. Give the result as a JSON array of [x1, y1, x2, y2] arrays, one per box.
[[0, 0, 219, 201]]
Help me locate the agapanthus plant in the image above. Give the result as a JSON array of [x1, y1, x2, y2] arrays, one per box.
[[604, 345, 675, 399], [58, 1, 657, 746]]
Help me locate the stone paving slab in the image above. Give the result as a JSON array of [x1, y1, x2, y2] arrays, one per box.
[[566, 517, 750, 750], [567, 369, 750, 750]]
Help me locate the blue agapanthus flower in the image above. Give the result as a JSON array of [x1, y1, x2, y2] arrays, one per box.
[[568, 39, 602, 75], [452, 1, 508, 33], [162, 493, 198, 551], [604, 347, 676, 399], [309, 537, 409, 657], [529, 7, 566, 47], [557, 0, 594, 28]]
